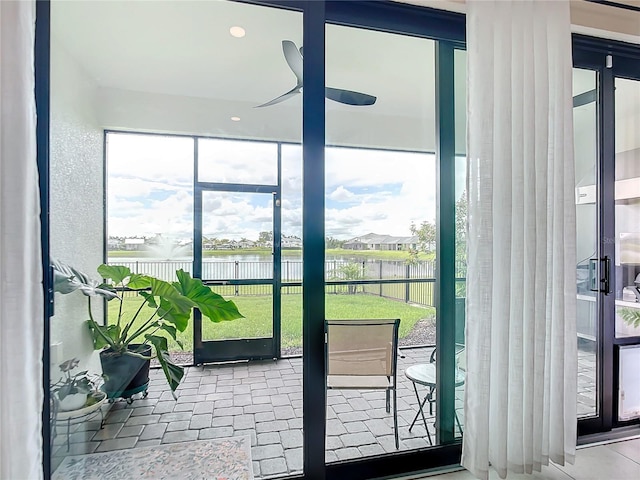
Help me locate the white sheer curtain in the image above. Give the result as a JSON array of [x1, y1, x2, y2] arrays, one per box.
[[0, 1, 43, 479], [462, 1, 577, 479]]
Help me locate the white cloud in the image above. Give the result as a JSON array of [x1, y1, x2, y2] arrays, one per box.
[[198, 138, 279, 185], [106, 133, 454, 243], [149, 190, 193, 215], [107, 133, 194, 183], [108, 198, 146, 215], [325, 148, 434, 190], [325, 197, 419, 239], [201, 192, 273, 240], [329, 185, 355, 202], [109, 177, 189, 199], [109, 214, 193, 239]]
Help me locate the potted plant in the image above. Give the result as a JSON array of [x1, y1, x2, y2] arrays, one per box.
[[52, 261, 243, 399], [51, 358, 97, 411], [618, 307, 640, 329]]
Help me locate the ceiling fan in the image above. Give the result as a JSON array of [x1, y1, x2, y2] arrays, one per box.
[[256, 40, 377, 108]]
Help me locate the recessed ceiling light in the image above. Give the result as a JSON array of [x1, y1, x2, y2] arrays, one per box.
[[229, 26, 245, 38], [231, 116, 241, 122]]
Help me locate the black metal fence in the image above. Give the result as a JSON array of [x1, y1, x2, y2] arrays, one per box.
[[108, 259, 467, 307]]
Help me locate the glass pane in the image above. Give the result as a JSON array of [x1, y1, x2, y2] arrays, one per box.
[[614, 77, 640, 340], [454, 48, 467, 439], [281, 144, 303, 356], [573, 68, 598, 418], [201, 191, 274, 281], [106, 132, 195, 273], [200, 190, 274, 341], [198, 138, 278, 185], [619, 345, 640, 421], [106, 133, 196, 365], [50, 0, 302, 477], [202, 286, 274, 341], [325, 24, 437, 459]]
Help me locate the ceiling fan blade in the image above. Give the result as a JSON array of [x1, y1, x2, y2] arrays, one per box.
[[282, 40, 303, 84], [255, 86, 300, 108], [325, 87, 377, 106]]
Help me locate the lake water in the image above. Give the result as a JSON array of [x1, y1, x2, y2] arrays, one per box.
[[108, 253, 382, 262], [107, 254, 434, 282]]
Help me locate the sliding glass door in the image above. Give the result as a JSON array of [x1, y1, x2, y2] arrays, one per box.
[[574, 43, 640, 436], [319, 4, 466, 478], [323, 24, 438, 461], [573, 67, 600, 420], [46, 2, 305, 478], [44, 2, 640, 479], [613, 75, 640, 426]]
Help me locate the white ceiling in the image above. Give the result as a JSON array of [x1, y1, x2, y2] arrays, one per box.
[[52, 0, 441, 113], [51, 0, 447, 151], [53, 1, 305, 104], [51, 0, 637, 153]]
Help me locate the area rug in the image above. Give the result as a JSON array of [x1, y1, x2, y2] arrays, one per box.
[[53, 436, 253, 480]]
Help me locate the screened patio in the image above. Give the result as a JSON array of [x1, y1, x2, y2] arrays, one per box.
[[51, 346, 597, 477]]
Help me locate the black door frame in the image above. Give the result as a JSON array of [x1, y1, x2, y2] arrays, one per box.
[[574, 36, 640, 437], [193, 137, 283, 364], [611, 65, 640, 431], [604, 49, 640, 433], [36, 1, 52, 478], [303, 1, 467, 479]]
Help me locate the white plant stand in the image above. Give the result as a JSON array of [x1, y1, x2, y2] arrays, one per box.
[[53, 392, 107, 451]]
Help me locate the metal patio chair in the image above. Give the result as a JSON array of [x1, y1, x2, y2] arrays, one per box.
[[325, 318, 401, 449]]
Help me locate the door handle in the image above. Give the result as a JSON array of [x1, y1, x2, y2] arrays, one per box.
[[600, 256, 611, 295], [589, 256, 611, 295]]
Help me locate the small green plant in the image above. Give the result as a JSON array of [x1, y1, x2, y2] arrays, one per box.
[[331, 261, 364, 294], [51, 358, 94, 401], [618, 307, 640, 329]]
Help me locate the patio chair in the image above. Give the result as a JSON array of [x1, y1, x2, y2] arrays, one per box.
[[325, 318, 401, 449]]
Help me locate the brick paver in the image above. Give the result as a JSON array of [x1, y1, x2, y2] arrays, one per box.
[[51, 347, 596, 478]]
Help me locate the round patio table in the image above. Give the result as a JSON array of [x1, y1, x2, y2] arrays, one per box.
[[404, 363, 465, 445]]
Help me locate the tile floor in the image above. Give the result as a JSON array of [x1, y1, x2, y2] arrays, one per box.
[[406, 437, 640, 480], [576, 348, 597, 418], [51, 345, 599, 479]]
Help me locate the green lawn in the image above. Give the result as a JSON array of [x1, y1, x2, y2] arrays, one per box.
[[108, 292, 434, 353]]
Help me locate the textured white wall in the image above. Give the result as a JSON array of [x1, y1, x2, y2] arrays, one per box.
[[49, 37, 104, 380]]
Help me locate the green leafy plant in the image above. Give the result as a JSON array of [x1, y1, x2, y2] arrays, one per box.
[[52, 259, 118, 299], [52, 260, 243, 394], [51, 358, 95, 401], [330, 261, 364, 294], [88, 264, 243, 393], [618, 307, 640, 329]]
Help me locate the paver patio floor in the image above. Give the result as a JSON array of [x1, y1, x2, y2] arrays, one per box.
[[52, 346, 596, 478]]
